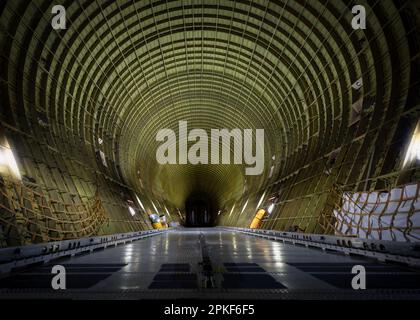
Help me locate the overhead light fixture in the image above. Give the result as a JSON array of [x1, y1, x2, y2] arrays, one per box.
[[269, 165, 275, 178], [267, 203, 275, 214], [403, 121, 420, 167], [256, 191, 266, 209], [165, 206, 171, 217], [128, 205, 136, 216], [151, 201, 159, 213], [229, 204, 235, 216], [0, 143, 21, 180], [135, 194, 145, 211], [240, 199, 249, 214], [99, 150, 107, 167]]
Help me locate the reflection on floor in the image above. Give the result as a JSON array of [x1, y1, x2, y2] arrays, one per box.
[[0, 228, 419, 299]]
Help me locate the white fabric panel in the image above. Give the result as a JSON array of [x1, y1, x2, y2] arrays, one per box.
[[334, 183, 420, 241]]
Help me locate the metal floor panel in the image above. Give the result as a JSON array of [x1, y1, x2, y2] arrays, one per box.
[[0, 228, 419, 299]]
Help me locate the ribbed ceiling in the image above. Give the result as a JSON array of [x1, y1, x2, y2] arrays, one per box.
[[0, 0, 415, 219]]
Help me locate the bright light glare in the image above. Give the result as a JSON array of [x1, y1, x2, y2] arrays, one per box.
[[240, 199, 249, 214], [404, 121, 420, 167], [135, 194, 145, 211], [229, 204, 235, 216], [255, 190, 266, 209], [128, 205, 136, 216], [99, 150, 107, 167], [165, 206, 171, 216], [0, 145, 21, 180], [267, 203, 275, 214], [151, 201, 159, 213]]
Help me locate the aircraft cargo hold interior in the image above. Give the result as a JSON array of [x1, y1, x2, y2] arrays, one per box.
[[0, 0, 420, 302]]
